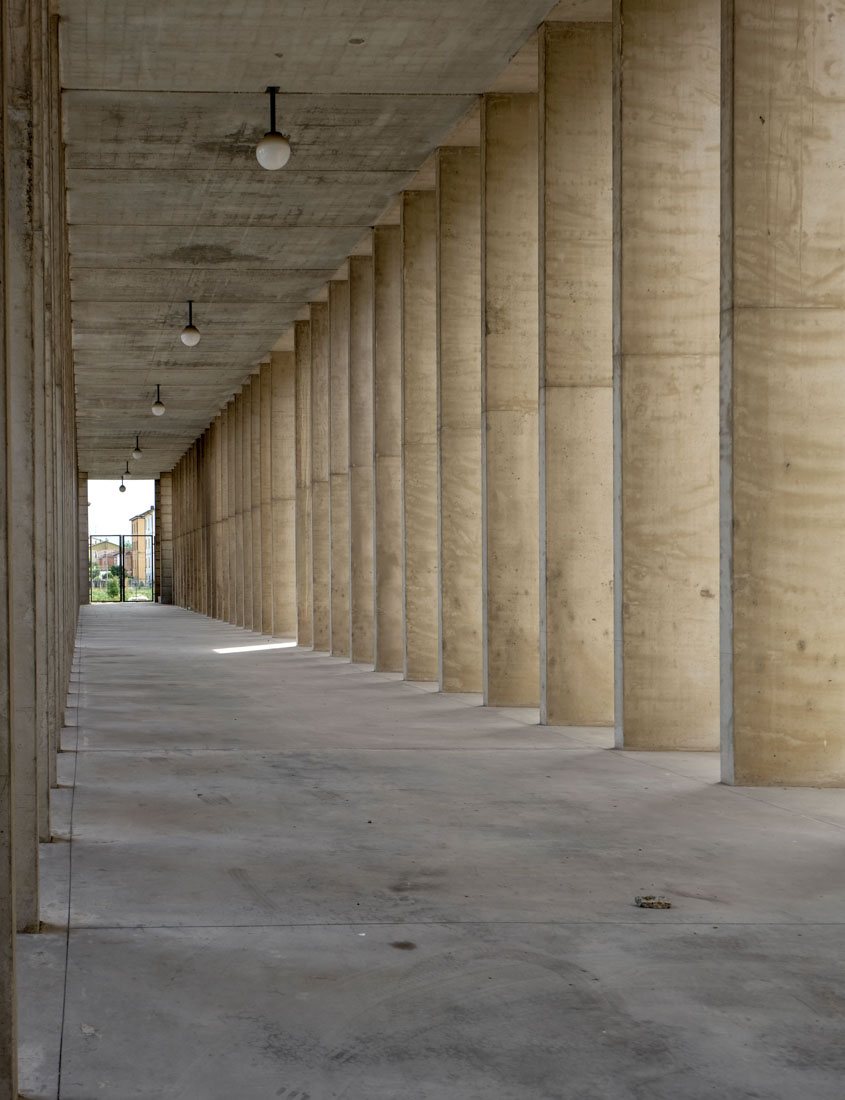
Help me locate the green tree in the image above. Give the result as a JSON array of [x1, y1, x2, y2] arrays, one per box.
[[106, 575, 119, 599]]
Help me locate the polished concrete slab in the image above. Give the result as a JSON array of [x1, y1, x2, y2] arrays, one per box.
[[18, 603, 845, 1098]]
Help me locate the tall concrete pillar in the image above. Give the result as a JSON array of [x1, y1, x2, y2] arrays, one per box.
[[294, 321, 313, 646], [540, 22, 614, 726], [0, 2, 19, 1086], [78, 471, 89, 603], [226, 400, 237, 622], [6, 0, 40, 931], [234, 393, 245, 627], [260, 363, 273, 634], [213, 417, 224, 619], [437, 148, 482, 693], [329, 280, 351, 657], [310, 301, 331, 650], [348, 253, 375, 665], [249, 376, 262, 631], [722, 1, 845, 785], [156, 474, 174, 605], [402, 191, 439, 682], [373, 225, 404, 672], [218, 408, 229, 621], [614, 0, 720, 749], [241, 384, 254, 630], [272, 351, 297, 637], [482, 93, 540, 707]]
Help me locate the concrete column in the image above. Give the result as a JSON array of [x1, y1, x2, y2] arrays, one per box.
[[540, 22, 614, 726], [172, 462, 180, 604], [310, 301, 331, 650], [242, 385, 254, 629], [295, 321, 313, 646], [373, 225, 404, 672], [78, 471, 89, 603], [0, 2, 19, 1086], [722, 1, 845, 785], [614, 0, 720, 749], [348, 253, 375, 665], [402, 192, 439, 682], [248, 376, 261, 630], [213, 417, 223, 619], [6, 0, 40, 931], [329, 281, 351, 657], [272, 351, 297, 637], [234, 394, 245, 627], [482, 93, 540, 707], [437, 148, 482, 693], [226, 399, 237, 622], [260, 363, 273, 635], [200, 432, 211, 615], [218, 410, 229, 621], [154, 478, 162, 602]]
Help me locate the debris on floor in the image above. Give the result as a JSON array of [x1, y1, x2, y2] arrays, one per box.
[[634, 895, 672, 909]]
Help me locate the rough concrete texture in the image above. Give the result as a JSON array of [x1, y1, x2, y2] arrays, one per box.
[[271, 352, 297, 639], [61, 0, 570, 477], [401, 192, 439, 683], [310, 303, 331, 651], [294, 322, 314, 647], [348, 254, 376, 665], [437, 147, 483, 694], [724, 1, 845, 786], [373, 226, 405, 674], [540, 23, 614, 728], [329, 281, 351, 658], [482, 94, 540, 707], [615, 0, 720, 751], [16, 603, 845, 1099]]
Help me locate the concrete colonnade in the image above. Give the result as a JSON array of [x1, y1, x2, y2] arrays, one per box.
[[0, 0, 83, 1094], [169, 359, 298, 641], [166, 3, 845, 792]]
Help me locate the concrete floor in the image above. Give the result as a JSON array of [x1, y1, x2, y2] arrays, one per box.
[[16, 605, 845, 1099]]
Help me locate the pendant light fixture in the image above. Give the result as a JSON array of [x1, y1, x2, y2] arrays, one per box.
[[180, 300, 200, 346], [256, 86, 291, 170], [118, 475, 126, 494], [123, 461, 131, 480], [132, 435, 142, 460], [152, 384, 166, 416]]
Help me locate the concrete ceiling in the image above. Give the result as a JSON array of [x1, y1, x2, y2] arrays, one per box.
[[60, 0, 609, 478]]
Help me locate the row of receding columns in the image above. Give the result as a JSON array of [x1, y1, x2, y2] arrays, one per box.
[[1, 0, 83, 1094], [169, 357, 297, 640], [166, 1, 845, 791]]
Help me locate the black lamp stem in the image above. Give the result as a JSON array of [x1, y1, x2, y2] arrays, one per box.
[[266, 85, 278, 132], [187, 300, 193, 326]]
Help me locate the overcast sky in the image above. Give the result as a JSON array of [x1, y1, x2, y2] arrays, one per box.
[[88, 479, 155, 538]]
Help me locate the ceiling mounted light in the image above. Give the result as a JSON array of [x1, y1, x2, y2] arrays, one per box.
[[123, 461, 131, 480], [132, 435, 143, 460], [181, 300, 200, 346], [118, 476, 126, 494], [256, 86, 291, 170], [152, 384, 166, 417]]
